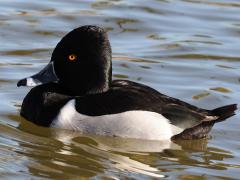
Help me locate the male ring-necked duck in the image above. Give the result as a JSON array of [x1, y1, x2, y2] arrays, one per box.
[[17, 25, 237, 140]]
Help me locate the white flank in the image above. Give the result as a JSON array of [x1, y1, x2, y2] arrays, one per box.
[[51, 100, 183, 140]]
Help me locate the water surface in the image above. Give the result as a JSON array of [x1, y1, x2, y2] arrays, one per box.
[[0, 0, 240, 179]]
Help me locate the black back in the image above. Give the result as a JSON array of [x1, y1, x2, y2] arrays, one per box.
[[75, 80, 210, 129]]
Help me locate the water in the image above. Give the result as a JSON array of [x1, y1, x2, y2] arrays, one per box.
[[0, 0, 240, 179]]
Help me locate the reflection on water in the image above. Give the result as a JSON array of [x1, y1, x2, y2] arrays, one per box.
[[3, 49, 50, 56], [0, 0, 239, 179], [1, 117, 238, 179]]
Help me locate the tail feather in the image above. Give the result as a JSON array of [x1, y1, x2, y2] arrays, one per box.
[[171, 104, 237, 140], [211, 104, 237, 122]]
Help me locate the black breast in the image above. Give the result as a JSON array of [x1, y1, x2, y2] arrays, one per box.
[[21, 83, 72, 126]]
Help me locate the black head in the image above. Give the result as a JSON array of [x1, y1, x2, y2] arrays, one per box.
[[17, 25, 112, 96]]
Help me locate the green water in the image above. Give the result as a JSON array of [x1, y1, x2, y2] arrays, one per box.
[[0, 0, 240, 179]]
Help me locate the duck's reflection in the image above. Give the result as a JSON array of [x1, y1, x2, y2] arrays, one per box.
[[51, 129, 167, 178], [16, 118, 235, 178]]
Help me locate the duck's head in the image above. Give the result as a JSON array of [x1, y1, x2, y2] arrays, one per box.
[[17, 25, 112, 96]]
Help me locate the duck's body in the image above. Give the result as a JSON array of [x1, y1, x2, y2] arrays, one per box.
[[20, 79, 236, 140], [18, 25, 237, 140]]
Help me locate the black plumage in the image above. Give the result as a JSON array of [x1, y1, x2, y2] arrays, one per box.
[[18, 25, 237, 140]]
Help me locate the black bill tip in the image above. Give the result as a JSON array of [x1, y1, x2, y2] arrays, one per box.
[[17, 78, 27, 87]]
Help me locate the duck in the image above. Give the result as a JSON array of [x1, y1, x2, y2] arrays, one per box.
[[17, 25, 237, 141]]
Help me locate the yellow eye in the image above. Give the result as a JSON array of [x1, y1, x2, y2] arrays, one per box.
[[68, 54, 77, 61]]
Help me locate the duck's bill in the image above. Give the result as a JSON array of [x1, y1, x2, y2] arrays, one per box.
[[17, 62, 59, 87]]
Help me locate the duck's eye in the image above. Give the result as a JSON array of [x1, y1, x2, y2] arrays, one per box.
[[68, 54, 77, 61]]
